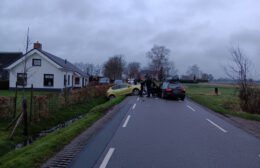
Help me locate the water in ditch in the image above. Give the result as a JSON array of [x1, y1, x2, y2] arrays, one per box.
[[15, 114, 84, 149]]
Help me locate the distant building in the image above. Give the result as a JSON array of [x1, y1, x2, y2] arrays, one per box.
[[5, 42, 88, 91], [181, 75, 193, 80], [0, 52, 23, 80]]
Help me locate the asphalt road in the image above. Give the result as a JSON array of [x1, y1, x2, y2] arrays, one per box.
[[69, 96, 260, 168]]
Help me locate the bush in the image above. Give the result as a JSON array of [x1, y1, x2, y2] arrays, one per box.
[[0, 96, 14, 118], [31, 85, 112, 122], [239, 88, 260, 114]]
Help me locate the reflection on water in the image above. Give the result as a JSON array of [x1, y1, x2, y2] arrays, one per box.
[[15, 115, 84, 149]]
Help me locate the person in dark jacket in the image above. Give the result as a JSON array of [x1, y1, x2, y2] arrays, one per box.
[[139, 79, 145, 97], [146, 75, 152, 97]]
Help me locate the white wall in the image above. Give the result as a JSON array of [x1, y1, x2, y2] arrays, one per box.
[[73, 76, 82, 88], [64, 71, 73, 88], [9, 52, 72, 90]]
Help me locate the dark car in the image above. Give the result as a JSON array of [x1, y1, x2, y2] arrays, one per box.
[[159, 82, 186, 100]]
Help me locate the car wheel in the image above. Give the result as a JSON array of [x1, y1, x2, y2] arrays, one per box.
[[109, 95, 115, 100], [181, 96, 185, 101], [132, 89, 139, 96]]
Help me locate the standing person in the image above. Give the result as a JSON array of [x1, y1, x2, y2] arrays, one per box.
[[146, 75, 152, 97], [134, 79, 137, 85], [139, 78, 145, 97]]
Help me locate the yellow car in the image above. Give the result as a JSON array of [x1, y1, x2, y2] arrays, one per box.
[[107, 84, 141, 100]]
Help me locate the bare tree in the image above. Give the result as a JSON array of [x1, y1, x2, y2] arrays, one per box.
[[225, 46, 250, 86], [166, 61, 178, 77], [10, 27, 32, 138], [225, 45, 252, 112], [186, 64, 201, 80], [146, 45, 170, 80], [22, 27, 31, 98], [74, 62, 95, 76], [127, 62, 140, 78], [94, 64, 103, 77], [104, 55, 125, 80]]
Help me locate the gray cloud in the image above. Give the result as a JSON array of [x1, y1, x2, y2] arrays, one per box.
[[0, 0, 260, 79]]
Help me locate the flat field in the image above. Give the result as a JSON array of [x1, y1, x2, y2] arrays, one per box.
[[185, 83, 260, 121]]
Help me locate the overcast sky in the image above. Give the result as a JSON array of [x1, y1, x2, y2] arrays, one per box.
[[1, 0, 260, 79]]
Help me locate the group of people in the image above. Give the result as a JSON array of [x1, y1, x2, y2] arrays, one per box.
[[139, 75, 159, 97]]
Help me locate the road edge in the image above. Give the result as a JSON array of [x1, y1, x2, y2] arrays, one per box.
[[41, 96, 132, 168], [186, 97, 260, 139]]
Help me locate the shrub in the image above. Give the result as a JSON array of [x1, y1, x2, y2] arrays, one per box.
[[239, 88, 260, 114], [0, 96, 14, 118]]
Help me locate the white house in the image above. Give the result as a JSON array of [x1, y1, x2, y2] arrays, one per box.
[[5, 42, 88, 91]]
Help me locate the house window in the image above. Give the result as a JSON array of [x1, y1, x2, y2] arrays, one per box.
[[32, 59, 41, 66], [68, 75, 70, 85], [17, 73, 27, 86], [64, 75, 66, 86], [44, 74, 54, 87], [75, 77, 80, 84]]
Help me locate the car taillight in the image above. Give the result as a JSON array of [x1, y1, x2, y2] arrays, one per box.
[[181, 88, 186, 92], [165, 88, 172, 92]]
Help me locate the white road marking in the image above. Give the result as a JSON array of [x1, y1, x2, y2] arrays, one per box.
[[206, 119, 228, 133], [132, 103, 136, 110], [122, 115, 131, 128], [258, 154, 260, 158], [187, 105, 196, 111], [99, 148, 115, 168], [137, 97, 139, 101]]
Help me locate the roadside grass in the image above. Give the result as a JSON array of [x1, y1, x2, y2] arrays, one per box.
[[185, 83, 260, 121], [0, 95, 126, 168], [0, 96, 107, 157]]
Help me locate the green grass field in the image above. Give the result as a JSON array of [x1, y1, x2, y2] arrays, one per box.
[[185, 83, 260, 121]]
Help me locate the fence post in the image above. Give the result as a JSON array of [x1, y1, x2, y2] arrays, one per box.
[[23, 98, 28, 136], [30, 84, 33, 122], [215, 87, 218, 95], [13, 82, 18, 118]]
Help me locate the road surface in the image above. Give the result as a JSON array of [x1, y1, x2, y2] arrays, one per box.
[[68, 96, 260, 168]]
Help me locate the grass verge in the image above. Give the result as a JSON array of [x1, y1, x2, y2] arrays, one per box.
[[0, 96, 106, 157], [185, 83, 260, 121], [0, 95, 126, 168]]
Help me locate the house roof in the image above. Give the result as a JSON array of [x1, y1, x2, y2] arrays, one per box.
[[0, 52, 23, 69], [38, 49, 87, 77]]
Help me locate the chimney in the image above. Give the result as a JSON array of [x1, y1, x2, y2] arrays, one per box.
[[34, 41, 42, 50]]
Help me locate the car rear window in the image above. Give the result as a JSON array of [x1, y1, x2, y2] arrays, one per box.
[[168, 83, 181, 89]]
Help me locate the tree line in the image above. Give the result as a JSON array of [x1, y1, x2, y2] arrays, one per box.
[[75, 45, 214, 82]]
